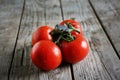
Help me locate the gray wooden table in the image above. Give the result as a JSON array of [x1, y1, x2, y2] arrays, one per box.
[[0, 0, 120, 80]]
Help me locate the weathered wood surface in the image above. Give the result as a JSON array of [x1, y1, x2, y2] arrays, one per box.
[[89, 0, 120, 56], [0, 0, 24, 79], [0, 0, 120, 80], [9, 0, 72, 80], [61, 0, 120, 80]]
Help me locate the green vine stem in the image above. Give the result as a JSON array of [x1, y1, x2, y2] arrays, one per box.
[[65, 22, 80, 33], [50, 23, 80, 44]]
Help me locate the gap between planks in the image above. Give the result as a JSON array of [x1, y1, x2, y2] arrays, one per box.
[[61, 0, 120, 80], [88, 0, 120, 59], [59, 0, 75, 80], [9, 0, 72, 80], [8, 0, 26, 79]]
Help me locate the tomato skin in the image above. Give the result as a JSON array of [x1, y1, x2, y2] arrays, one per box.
[[30, 40, 62, 71], [32, 26, 53, 45], [60, 20, 82, 36], [61, 36, 89, 64]]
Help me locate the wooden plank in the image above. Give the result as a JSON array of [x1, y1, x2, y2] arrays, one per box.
[[39, 0, 72, 79], [0, 0, 24, 79], [61, 0, 120, 80], [9, 0, 72, 80], [89, 0, 120, 56]]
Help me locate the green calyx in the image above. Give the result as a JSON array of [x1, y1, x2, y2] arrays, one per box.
[[50, 23, 80, 44]]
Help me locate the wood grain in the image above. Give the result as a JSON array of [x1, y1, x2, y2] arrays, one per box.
[[61, 0, 120, 80], [9, 0, 72, 80], [89, 0, 120, 56], [0, 0, 24, 79]]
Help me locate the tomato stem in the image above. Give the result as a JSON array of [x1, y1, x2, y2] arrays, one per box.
[[65, 22, 80, 33], [54, 35, 62, 44], [50, 23, 80, 45]]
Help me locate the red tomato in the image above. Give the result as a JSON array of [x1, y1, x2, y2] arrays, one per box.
[[30, 40, 62, 71], [61, 36, 89, 64], [60, 19, 82, 37], [32, 26, 53, 45]]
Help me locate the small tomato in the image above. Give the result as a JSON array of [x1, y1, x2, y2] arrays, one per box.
[[61, 36, 89, 64], [60, 19, 82, 36], [30, 40, 62, 71], [32, 26, 53, 45]]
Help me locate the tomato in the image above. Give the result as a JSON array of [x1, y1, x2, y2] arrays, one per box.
[[61, 36, 89, 64], [32, 26, 53, 45], [30, 40, 62, 71], [60, 19, 82, 37]]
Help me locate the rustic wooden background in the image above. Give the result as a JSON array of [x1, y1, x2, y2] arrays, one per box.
[[0, 0, 120, 80]]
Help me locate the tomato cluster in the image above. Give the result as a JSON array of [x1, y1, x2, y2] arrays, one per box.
[[31, 20, 89, 71]]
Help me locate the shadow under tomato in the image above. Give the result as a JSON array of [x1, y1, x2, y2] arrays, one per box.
[[9, 43, 72, 79]]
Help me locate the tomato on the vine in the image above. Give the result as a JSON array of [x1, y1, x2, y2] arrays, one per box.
[[30, 19, 89, 70], [61, 36, 89, 64], [60, 19, 82, 36], [30, 40, 62, 71], [32, 26, 53, 45]]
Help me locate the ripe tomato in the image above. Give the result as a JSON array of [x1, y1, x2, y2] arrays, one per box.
[[60, 19, 82, 37], [30, 40, 62, 71], [32, 26, 53, 45], [61, 36, 89, 64]]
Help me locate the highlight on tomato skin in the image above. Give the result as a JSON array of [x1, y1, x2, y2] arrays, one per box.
[[61, 36, 89, 64], [30, 40, 62, 71], [32, 26, 53, 46]]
